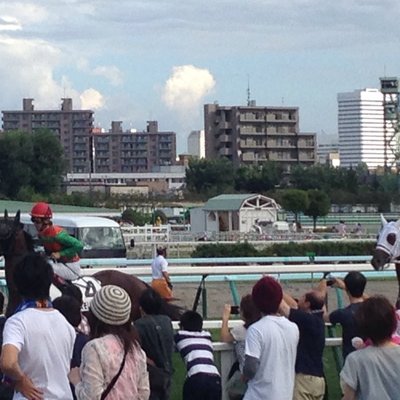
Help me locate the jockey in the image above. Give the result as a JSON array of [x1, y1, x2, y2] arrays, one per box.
[[30, 202, 83, 282]]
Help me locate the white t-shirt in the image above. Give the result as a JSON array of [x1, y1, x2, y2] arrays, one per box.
[[231, 324, 247, 371], [151, 255, 168, 279], [244, 315, 299, 400], [3, 308, 75, 400]]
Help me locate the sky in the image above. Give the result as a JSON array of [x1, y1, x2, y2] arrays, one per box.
[[0, 0, 400, 154]]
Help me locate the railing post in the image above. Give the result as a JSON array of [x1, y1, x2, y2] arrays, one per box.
[[201, 277, 208, 319], [228, 278, 240, 306]]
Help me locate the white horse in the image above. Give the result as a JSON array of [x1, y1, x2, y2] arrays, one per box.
[[371, 214, 400, 307]]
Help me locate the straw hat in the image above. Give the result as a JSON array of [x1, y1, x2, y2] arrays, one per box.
[[90, 285, 131, 325]]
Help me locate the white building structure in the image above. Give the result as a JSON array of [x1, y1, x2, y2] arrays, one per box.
[[317, 143, 340, 167], [187, 130, 205, 158], [190, 193, 280, 234], [338, 88, 393, 169]]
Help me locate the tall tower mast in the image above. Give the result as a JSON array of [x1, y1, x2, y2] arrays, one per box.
[[380, 77, 400, 171]]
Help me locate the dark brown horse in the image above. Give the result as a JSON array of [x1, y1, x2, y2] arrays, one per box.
[[0, 210, 183, 320]]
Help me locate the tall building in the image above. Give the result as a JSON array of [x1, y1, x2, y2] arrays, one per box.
[[204, 102, 316, 171], [317, 143, 340, 167], [187, 130, 205, 158], [93, 121, 176, 173], [2, 98, 94, 173], [337, 88, 392, 169]]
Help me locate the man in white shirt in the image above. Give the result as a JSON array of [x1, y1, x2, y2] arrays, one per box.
[[243, 276, 299, 400], [0, 253, 75, 400], [151, 246, 173, 300]]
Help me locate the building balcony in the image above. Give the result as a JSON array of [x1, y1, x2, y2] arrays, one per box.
[[219, 134, 232, 143], [239, 128, 266, 136], [240, 141, 266, 148], [239, 115, 266, 123], [218, 147, 232, 156], [266, 140, 297, 148], [242, 152, 255, 162]]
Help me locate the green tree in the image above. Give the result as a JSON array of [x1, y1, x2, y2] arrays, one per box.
[[185, 158, 235, 197], [234, 162, 283, 193], [280, 189, 309, 223], [122, 208, 151, 226], [0, 130, 65, 198], [30, 129, 66, 194], [304, 189, 331, 230]]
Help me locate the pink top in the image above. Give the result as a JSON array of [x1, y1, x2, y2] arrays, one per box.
[[75, 334, 150, 400]]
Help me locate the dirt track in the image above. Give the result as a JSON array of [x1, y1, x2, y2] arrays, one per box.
[[173, 279, 400, 318]]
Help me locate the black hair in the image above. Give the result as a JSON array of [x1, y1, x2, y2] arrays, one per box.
[[355, 295, 396, 345], [344, 271, 366, 298], [156, 247, 165, 256], [14, 253, 53, 300], [240, 294, 261, 329], [305, 291, 325, 311], [0, 291, 5, 314], [53, 295, 82, 327], [87, 309, 140, 353], [62, 284, 83, 306], [179, 310, 203, 332], [139, 288, 162, 315]]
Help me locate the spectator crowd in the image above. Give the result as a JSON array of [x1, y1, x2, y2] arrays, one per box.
[[0, 252, 400, 399]]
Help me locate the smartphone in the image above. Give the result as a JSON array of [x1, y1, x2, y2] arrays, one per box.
[[230, 305, 240, 315]]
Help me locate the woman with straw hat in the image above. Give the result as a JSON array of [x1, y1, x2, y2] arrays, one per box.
[[69, 285, 150, 399]]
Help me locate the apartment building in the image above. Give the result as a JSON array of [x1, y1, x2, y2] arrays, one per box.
[[93, 121, 176, 173], [2, 98, 94, 173], [204, 102, 316, 171]]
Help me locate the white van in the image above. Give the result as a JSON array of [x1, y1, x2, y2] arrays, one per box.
[[20, 214, 127, 266]]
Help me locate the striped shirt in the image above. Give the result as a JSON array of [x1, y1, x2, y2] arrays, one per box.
[[174, 330, 220, 377]]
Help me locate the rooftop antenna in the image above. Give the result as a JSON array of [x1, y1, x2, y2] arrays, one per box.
[[247, 74, 251, 106]]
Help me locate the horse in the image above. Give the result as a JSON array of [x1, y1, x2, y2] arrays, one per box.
[[371, 214, 400, 307], [0, 210, 183, 320]]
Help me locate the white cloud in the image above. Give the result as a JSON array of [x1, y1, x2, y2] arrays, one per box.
[[162, 65, 215, 112], [0, 3, 48, 25], [0, 16, 21, 31], [80, 88, 105, 110], [92, 65, 123, 86]]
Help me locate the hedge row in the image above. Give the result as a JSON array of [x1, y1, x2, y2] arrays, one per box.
[[191, 241, 376, 258]]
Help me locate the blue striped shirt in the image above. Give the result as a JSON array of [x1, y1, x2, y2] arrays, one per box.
[[174, 330, 220, 377]]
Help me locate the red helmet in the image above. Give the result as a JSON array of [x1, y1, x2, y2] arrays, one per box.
[[30, 202, 53, 219]]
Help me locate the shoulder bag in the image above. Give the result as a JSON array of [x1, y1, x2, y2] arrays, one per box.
[[100, 349, 127, 400]]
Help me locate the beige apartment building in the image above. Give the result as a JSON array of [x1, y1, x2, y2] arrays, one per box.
[[2, 100, 176, 174], [2, 98, 94, 173], [93, 121, 176, 173], [204, 102, 316, 171]]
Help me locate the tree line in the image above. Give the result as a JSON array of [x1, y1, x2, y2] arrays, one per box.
[[1, 130, 398, 219], [185, 158, 399, 212]]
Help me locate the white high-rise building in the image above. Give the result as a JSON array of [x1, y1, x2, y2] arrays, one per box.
[[187, 130, 205, 158], [338, 88, 393, 169]]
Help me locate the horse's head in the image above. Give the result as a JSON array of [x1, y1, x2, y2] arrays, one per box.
[[0, 210, 22, 256], [371, 214, 400, 271]]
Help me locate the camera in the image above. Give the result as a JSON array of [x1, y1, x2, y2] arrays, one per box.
[[230, 305, 240, 315]]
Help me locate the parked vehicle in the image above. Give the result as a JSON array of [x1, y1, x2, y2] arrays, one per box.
[[20, 214, 127, 266]]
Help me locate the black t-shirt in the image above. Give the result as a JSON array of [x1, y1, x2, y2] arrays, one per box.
[[289, 308, 325, 377], [135, 314, 174, 373], [329, 302, 363, 359]]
